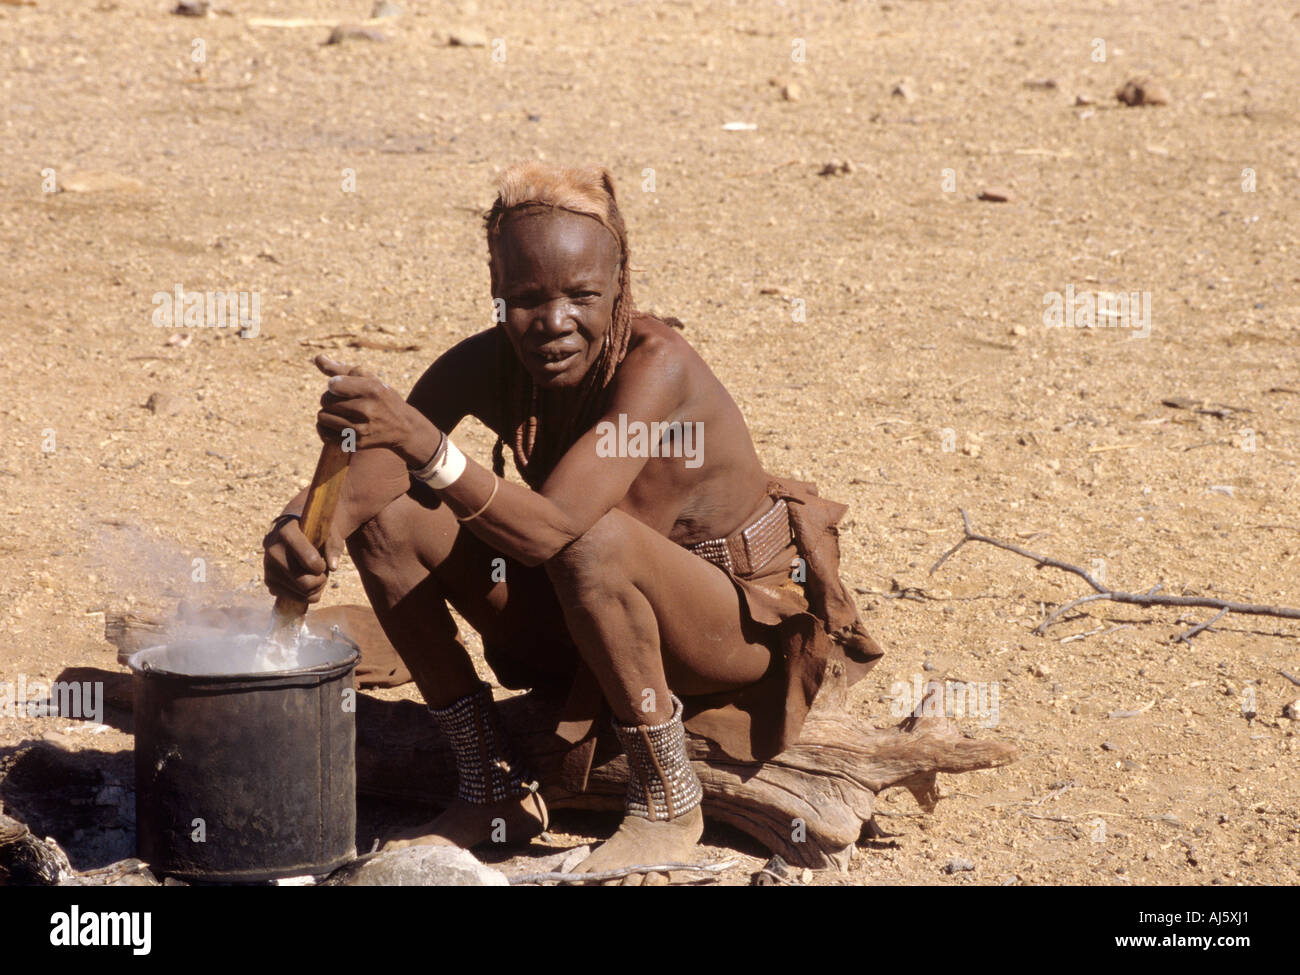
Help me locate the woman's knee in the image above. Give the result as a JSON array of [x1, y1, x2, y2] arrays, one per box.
[[348, 492, 452, 573]]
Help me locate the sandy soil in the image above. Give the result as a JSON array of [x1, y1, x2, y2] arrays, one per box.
[[1, 0, 1298, 886]]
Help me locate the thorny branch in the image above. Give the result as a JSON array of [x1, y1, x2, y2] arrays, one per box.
[[929, 509, 1300, 638]]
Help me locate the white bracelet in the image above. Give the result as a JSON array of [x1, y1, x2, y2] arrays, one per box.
[[425, 438, 466, 489]]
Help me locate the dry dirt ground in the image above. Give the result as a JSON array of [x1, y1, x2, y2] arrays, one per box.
[[1, 0, 1298, 886]]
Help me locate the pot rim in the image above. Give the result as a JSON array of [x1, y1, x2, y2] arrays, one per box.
[[125, 632, 360, 683]]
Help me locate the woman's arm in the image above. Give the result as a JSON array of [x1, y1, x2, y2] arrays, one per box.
[[319, 330, 688, 567]]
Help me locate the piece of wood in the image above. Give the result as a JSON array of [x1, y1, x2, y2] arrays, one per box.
[[352, 680, 1018, 870], [0, 811, 73, 885], [268, 441, 352, 644]]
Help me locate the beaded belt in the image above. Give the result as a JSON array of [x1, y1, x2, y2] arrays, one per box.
[[686, 498, 792, 576]]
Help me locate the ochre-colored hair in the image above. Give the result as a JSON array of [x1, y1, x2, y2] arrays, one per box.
[[484, 162, 634, 487]]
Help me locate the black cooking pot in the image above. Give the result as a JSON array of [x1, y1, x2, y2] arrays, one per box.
[[127, 633, 359, 883]]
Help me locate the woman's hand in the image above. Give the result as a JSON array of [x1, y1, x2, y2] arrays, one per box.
[[314, 354, 442, 468], [263, 515, 337, 604]]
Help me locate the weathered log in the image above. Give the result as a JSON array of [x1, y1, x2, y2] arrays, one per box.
[[353, 672, 1018, 870], [104, 611, 168, 661], [0, 810, 74, 885]]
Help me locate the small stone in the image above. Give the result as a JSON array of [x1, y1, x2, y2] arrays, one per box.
[[1074, 94, 1094, 106], [818, 160, 853, 177], [752, 854, 792, 886], [42, 730, 74, 749], [326, 24, 388, 44], [1031, 663, 1051, 679], [1010, 324, 1028, 336], [172, 0, 208, 15], [59, 169, 144, 194], [447, 27, 488, 47], [144, 392, 180, 416], [977, 186, 1014, 203], [1116, 77, 1170, 107], [323, 846, 508, 886], [890, 80, 914, 102], [942, 858, 975, 874], [1101, 741, 1116, 751], [370, 0, 402, 17], [558, 846, 590, 873], [781, 82, 801, 102], [1283, 700, 1300, 720]]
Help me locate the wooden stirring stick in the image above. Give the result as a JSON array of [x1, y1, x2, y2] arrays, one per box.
[[267, 440, 352, 646]]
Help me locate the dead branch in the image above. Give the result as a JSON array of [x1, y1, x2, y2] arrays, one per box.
[[508, 858, 738, 885], [930, 509, 1300, 637]]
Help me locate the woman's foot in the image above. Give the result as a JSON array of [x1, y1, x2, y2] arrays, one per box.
[[381, 791, 548, 851], [570, 806, 704, 885]]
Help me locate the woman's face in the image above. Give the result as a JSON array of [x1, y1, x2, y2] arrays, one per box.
[[492, 208, 621, 391]]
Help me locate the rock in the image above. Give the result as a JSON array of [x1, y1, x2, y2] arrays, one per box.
[[447, 28, 488, 47], [1075, 94, 1094, 106], [144, 392, 180, 416], [1030, 663, 1051, 679], [977, 186, 1014, 203], [1101, 741, 1116, 751], [1010, 324, 1028, 336], [172, 0, 208, 15], [558, 846, 590, 873], [781, 82, 801, 102], [942, 858, 975, 874], [326, 25, 388, 44], [370, 0, 402, 17], [58, 169, 144, 194], [890, 80, 915, 102], [818, 160, 853, 176], [322, 846, 509, 886], [752, 854, 793, 885], [1283, 700, 1300, 720], [1023, 78, 1057, 90], [1116, 77, 1170, 107], [516, 846, 586, 877]]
